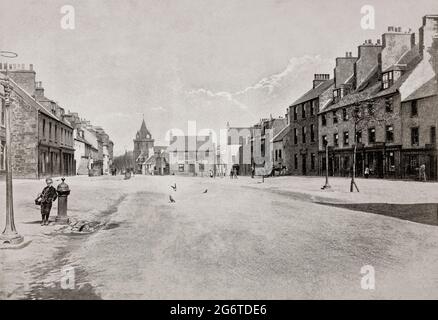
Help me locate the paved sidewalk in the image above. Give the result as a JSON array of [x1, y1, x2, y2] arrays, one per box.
[[230, 175, 438, 204]]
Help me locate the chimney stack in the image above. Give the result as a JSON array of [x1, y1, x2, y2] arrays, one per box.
[[355, 39, 382, 88], [313, 73, 330, 88], [1, 63, 37, 96], [334, 53, 357, 88], [381, 26, 415, 72], [34, 81, 45, 101], [419, 15, 438, 59]]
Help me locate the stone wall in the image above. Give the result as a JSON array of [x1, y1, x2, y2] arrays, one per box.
[[10, 90, 39, 178]]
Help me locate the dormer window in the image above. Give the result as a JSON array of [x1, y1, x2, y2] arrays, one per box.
[[382, 71, 394, 89], [333, 88, 346, 103], [333, 89, 339, 102]]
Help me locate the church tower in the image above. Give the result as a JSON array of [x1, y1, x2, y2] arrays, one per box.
[[133, 118, 154, 172]]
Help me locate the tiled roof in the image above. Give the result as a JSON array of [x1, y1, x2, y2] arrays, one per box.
[[5, 77, 72, 128], [320, 82, 382, 113], [273, 125, 290, 143], [403, 76, 438, 102], [372, 68, 415, 99], [144, 155, 155, 165], [290, 79, 334, 106]]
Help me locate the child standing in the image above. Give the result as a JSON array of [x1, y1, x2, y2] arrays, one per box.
[[36, 178, 58, 226]]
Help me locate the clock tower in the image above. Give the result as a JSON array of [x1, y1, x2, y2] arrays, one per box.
[[133, 118, 154, 172]]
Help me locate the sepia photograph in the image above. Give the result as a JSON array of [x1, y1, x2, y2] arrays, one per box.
[[0, 0, 438, 310]]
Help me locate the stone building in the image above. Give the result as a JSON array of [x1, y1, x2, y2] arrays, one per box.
[[63, 112, 98, 175], [318, 15, 438, 180], [133, 119, 154, 173], [168, 134, 216, 176], [251, 116, 287, 176], [286, 74, 334, 176], [226, 123, 253, 176], [272, 125, 290, 175], [143, 146, 169, 175], [0, 65, 74, 178]]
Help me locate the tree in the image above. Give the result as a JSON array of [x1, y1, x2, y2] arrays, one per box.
[[350, 98, 397, 192]]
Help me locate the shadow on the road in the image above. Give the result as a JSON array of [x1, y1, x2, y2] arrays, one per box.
[[318, 202, 438, 226]]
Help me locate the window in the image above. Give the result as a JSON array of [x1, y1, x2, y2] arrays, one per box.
[[343, 131, 349, 146], [178, 164, 185, 172], [356, 130, 362, 144], [55, 125, 58, 142], [342, 108, 348, 121], [310, 100, 316, 116], [205, 150, 210, 158], [385, 97, 393, 112], [321, 114, 327, 126], [411, 100, 418, 117], [431, 126, 436, 145], [386, 125, 394, 143], [411, 127, 419, 146], [294, 106, 298, 120], [279, 149, 282, 159], [311, 153, 316, 170], [387, 151, 395, 172], [333, 133, 339, 147], [382, 71, 394, 89], [294, 128, 298, 145], [322, 135, 328, 147], [367, 103, 375, 116], [302, 104, 306, 119], [1, 99, 4, 126], [0, 140, 5, 170], [310, 124, 315, 142], [294, 154, 298, 170], [275, 149, 278, 161], [332, 111, 338, 124], [333, 89, 342, 103], [42, 119, 46, 139], [368, 128, 376, 143], [199, 163, 205, 172], [302, 126, 306, 144], [49, 123, 52, 141]]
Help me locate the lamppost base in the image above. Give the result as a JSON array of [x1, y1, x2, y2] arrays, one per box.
[[321, 184, 331, 190], [0, 231, 24, 246], [55, 216, 70, 225]]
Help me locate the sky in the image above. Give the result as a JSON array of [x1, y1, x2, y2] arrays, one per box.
[[1, 0, 437, 155]]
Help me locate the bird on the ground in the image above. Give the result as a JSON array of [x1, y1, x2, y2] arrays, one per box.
[[169, 195, 176, 203], [203, 189, 208, 194], [171, 183, 177, 191]]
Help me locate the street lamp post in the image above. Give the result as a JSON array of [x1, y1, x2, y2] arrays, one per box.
[[0, 51, 24, 245]]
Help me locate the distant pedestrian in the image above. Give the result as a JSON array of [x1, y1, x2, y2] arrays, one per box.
[[35, 178, 58, 226], [419, 164, 427, 182], [251, 165, 255, 178], [233, 167, 238, 179], [364, 167, 370, 179]]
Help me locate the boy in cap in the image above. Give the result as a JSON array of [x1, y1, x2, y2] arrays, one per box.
[[36, 178, 58, 226]]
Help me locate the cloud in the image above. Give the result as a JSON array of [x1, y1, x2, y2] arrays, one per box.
[[186, 88, 249, 110], [185, 55, 334, 118]]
